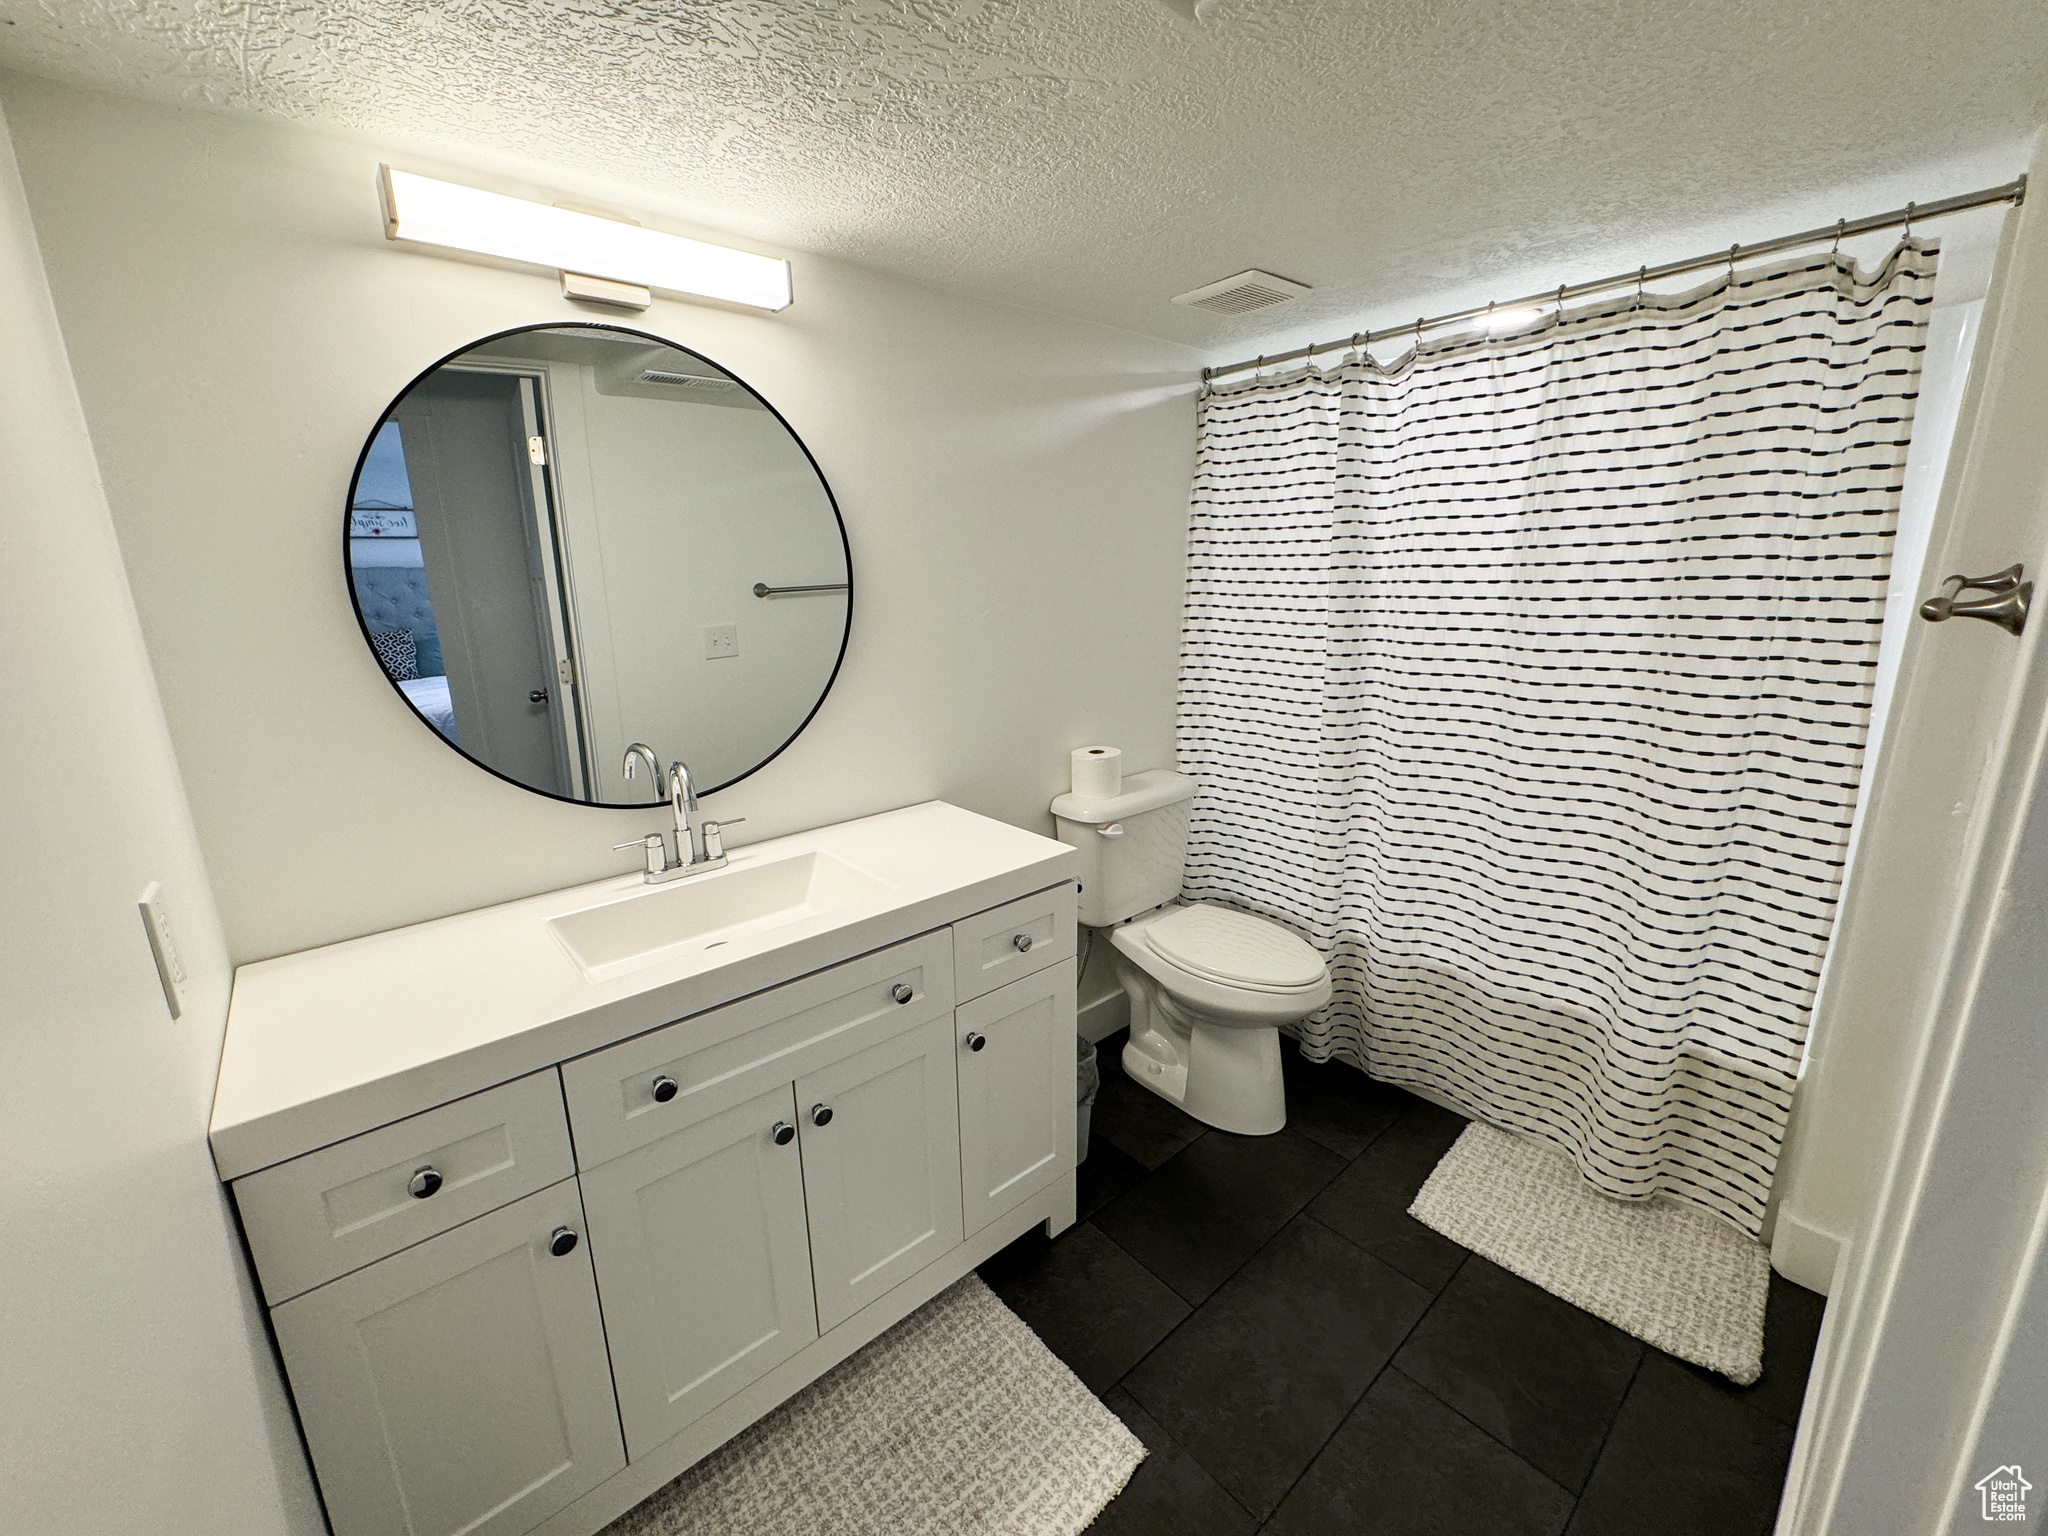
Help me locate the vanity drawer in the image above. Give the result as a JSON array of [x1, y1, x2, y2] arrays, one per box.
[[562, 930, 955, 1168], [232, 1069, 575, 1305], [952, 882, 1077, 1002]]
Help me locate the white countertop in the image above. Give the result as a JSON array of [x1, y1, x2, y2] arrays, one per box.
[[210, 801, 1074, 1180]]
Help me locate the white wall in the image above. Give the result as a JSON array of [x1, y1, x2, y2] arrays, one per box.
[[0, 71, 1200, 964], [0, 98, 322, 1536]]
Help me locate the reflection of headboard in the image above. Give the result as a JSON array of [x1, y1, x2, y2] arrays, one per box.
[[352, 566, 445, 676]]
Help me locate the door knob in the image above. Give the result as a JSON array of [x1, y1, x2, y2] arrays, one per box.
[[651, 1075, 678, 1103], [965, 1032, 987, 1052], [890, 984, 913, 1004], [811, 1103, 833, 1127], [548, 1227, 579, 1257], [1013, 933, 1033, 953], [771, 1121, 796, 1145], [1921, 564, 2031, 635], [529, 687, 550, 704], [407, 1167, 443, 1199]]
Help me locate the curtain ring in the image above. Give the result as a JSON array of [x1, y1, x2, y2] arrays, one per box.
[[1635, 265, 1646, 309], [1554, 284, 1566, 326], [1255, 354, 1265, 378], [1832, 218, 1845, 255], [1727, 243, 1739, 285], [1904, 201, 1916, 240]]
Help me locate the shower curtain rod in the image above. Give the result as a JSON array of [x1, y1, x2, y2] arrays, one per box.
[[1202, 176, 2026, 384]]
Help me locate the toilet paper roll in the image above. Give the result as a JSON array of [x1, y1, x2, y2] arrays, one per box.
[[1070, 745, 1123, 800]]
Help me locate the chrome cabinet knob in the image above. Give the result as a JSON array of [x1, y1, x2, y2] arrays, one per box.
[[890, 984, 913, 1004], [407, 1167, 443, 1199], [771, 1121, 796, 1145], [528, 688, 550, 704], [1012, 933, 1033, 953], [548, 1227, 579, 1257], [651, 1075, 679, 1103], [811, 1103, 833, 1127], [965, 1032, 987, 1053]]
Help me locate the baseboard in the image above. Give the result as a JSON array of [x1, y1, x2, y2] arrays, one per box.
[[1771, 1211, 1845, 1296], [1078, 985, 1127, 1044], [532, 1173, 1078, 1536]]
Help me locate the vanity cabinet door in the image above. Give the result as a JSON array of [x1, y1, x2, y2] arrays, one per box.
[[271, 1179, 623, 1536], [957, 959, 1078, 1238], [796, 1013, 965, 1332], [577, 1082, 819, 1460]]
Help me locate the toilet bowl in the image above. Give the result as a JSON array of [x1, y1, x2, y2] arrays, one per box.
[[1052, 766, 1332, 1137], [1111, 902, 1332, 1135]]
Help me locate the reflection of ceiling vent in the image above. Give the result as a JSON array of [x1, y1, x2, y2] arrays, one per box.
[[639, 369, 736, 391], [1171, 269, 1313, 315]]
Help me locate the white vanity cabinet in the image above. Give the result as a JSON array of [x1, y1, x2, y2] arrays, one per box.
[[958, 958, 1079, 1237], [561, 932, 960, 1456], [270, 1179, 625, 1536], [215, 805, 1081, 1536], [795, 1011, 965, 1330]]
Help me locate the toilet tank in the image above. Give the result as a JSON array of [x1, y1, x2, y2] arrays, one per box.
[[1052, 769, 1199, 927]]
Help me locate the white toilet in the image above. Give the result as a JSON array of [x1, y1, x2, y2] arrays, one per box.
[[1053, 769, 1332, 1136]]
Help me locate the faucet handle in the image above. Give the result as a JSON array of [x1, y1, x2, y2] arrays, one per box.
[[700, 817, 745, 862], [613, 832, 667, 877]]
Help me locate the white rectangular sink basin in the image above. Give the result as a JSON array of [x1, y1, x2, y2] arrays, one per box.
[[548, 850, 891, 982]]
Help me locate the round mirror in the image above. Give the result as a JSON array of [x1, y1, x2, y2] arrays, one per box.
[[346, 323, 850, 804]]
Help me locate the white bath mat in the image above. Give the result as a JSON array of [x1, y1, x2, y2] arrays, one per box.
[[1409, 1122, 1772, 1384], [601, 1274, 1143, 1536]]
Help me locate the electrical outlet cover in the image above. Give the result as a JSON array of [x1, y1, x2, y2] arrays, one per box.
[[704, 623, 739, 659]]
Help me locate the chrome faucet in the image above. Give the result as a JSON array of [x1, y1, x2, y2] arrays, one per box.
[[611, 749, 745, 884], [621, 742, 661, 798]]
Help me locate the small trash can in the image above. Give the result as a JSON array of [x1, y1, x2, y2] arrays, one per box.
[[1076, 1035, 1101, 1164]]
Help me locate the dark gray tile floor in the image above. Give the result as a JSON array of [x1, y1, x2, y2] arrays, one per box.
[[981, 1032, 1826, 1535]]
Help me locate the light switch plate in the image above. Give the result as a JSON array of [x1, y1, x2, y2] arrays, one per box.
[[704, 623, 739, 660], [138, 880, 187, 1020]]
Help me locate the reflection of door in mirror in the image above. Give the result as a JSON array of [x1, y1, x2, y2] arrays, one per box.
[[350, 325, 851, 806], [375, 372, 586, 798]]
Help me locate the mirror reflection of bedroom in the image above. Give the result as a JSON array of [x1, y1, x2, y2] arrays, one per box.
[[347, 329, 849, 805]]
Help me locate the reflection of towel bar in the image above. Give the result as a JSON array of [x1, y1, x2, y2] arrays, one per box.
[[753, 581, 850, 598]]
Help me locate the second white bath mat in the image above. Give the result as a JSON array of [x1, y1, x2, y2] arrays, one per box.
[[1410, 1121, 1772, 1384], [599, 1273, 1143, 1536]]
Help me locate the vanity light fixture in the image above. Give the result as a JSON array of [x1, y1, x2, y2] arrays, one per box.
[[377, 166, 793, 312]]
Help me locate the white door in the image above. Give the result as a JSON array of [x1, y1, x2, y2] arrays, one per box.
[[796, 1013, 965, 1333], [1778, 176, 2048, 1533], [957, 960, 1076, 1237], [270, 1179, 623, 1536], [577, 1081, 818, 1459]]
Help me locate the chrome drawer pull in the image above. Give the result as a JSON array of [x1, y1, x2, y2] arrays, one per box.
[[1013, 934, 1033, 953], [407, 1167, 443, 1200]]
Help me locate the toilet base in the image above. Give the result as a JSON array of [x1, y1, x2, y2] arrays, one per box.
[[1120, 999, 1286, 1137]]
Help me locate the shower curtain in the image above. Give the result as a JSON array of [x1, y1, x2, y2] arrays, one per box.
[[1179, 241, 1938, 1235]]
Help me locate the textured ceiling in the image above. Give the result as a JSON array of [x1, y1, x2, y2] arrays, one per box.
[[3, 0, 2045, 360]]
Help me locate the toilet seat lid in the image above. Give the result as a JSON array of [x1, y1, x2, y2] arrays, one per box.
[[1145, 905, 1326, 990]]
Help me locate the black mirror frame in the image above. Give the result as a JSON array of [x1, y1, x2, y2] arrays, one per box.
[[343, 320, 853, 809]]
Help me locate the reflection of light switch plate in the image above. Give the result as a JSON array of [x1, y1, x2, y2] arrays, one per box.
[[704, 623, 739, 660], [138, 881, 187, 1021]]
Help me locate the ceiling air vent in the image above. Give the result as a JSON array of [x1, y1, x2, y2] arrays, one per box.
[[1171, 269, 1313, 315], [639, 369, 737, 392]]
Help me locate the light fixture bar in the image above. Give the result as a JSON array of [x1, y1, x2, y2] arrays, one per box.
[[379, 166, 792, 312]]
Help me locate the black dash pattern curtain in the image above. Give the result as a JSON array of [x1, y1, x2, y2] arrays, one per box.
[[1178, 242, 1937, 1235]]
